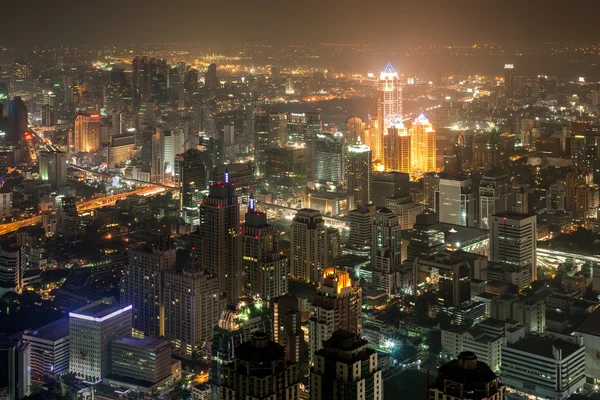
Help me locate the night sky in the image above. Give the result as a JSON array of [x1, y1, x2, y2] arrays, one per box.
[[4, 0, 600, 46]]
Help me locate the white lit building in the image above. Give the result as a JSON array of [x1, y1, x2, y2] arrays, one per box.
[[69, 298, 132, 381], [22, 318, 70, 380]]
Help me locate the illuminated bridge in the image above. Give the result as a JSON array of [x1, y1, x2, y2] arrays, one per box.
[[258, 203, 349, 230], [68, 164, 177, 190]]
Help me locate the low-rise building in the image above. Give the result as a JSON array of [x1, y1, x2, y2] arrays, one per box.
[[22, 318, 70, 380]]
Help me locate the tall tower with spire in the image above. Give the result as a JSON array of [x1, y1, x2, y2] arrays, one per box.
[[197, 166, 243, 303], [377, 63, 402, 162], [241, 194, 288, 299]]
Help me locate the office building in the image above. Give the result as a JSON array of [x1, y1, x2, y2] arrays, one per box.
[[264, 147, 307, 195], [345, 204, 376, 254], [575, 308, 600, 384], [314, 132, 344, 187], [198, 172, 242, 303], [501, 336, 585, 399], [220, 332, 300, 400], [162, 128, 185, 178], [436, 176, 477, 227], [164, 268, 220, 356], [310, 331, 383, 400], [271, 295, 304, 364], [56, 196, 82, 237], [479, 168, 509, 229], [372, 171, 410, 206], [69, 298, 132, 381], [423, 172, 440, 208], [22, 318, 70, 380], [38, 150, 67, 188], [241, 195, 288, 298], [309, 268, 362, 362], [345, 142, 372, 207], [268, 112, 288, 148], [413, 254, 472, 307], [290, 209, 327, 283], [430, 351, 504, 400], [489, 212, 537, 281], [546, 181, 566, 212], [110, 336, 171, 385], [132, 56, 157, 101], [377, 63, 402, 161], [490, 295, 545, 334], [74, 113, 101, 153], [371, 207, 402, 295], [175, 148, 209, 226], [120, 237, 176, 338], [0, 339, 30, 399], [410, 114, 436, 176], [406, 211, 446, 261], [287, 112, 321, 179]]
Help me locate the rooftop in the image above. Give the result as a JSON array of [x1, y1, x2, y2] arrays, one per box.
[[506, 336, 582, 359], [70, 298, 132, 322], [576, 308, 600, 336], [24, 318, 69, 342], [113, 336, 169, 349], [491, 211, 535, 220]]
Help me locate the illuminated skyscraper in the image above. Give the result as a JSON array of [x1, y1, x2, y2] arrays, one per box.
[[268, 112, 288, 148], [377, 63, 402, 161], [345, 142, 372, 207], [410, 113, 436, 175], [270, 295, 304, 364], [198, 171, 242, 303], [74, 113, 101, 153], [383, 122, 410, 173], [38, 150, 67, 188], [290, 209, 327, 284]]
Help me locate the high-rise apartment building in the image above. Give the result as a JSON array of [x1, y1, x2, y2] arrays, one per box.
[[74, 113, 101, 153], [377, 63, 402, 162], [479, 168, 509, 229], [290, 208, 327, 284], [69, 298, 132, 381], [254, 114, 270, 177], [164, 268, 220, 356], [205, 63, 219, 92], [241, 195, 288, 298], [345, 142, 372, 207], [345, 116, 364, 145], [436, 176, 477, 227], [489, 212, 537, 281], [271, 295, 304, 364], [220, 332, 300, 400], [268, 112, 288, 148], [198, 172, 242, 303], [120, 237, 176, 338], [310, 331, 383, 400], [371, 207, 402, 295], [309, 268, 362, 363]]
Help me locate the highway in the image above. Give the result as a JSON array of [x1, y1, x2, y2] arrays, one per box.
[[0, 186, 166, 237]]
